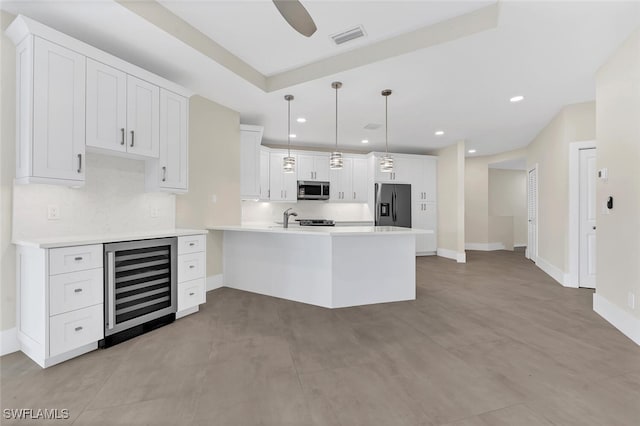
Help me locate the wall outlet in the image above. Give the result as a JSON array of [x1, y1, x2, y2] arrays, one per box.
[[47, 205, 60, 220], [150, 206, 159, 218], [628, 292, 636, 310]]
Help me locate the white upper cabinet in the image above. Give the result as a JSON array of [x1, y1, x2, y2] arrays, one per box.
[[157, 89, 188, 191], [329, 156, 368, 202], [374, 154, 412, 183], [269, 152, 297, 201], [20, 36, 86, 185], [126, 75, 160, 158], [298, 153, 329, 182], [86, 59, 127, 153], [412, 157, 437, 203], [259, 147, 271, 200], [239, 125, 263, 200], [351, 157, 369, 202]]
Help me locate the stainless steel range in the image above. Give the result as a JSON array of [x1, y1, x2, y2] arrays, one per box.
[[101, 237, 177, 347], [296, 219, 335, 226]]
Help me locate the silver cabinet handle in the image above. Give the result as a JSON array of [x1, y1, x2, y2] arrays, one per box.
[[189, 242, 195, 246], [162, 166, 167, 182], [189, 292, 195, 296], [189, 265, 195, 269], [77, 154, 82, 173], [268, 189, 270, 198], [74, 256, 83, 261], [107, 251, 115, 330], [74, 288, 83, 293], [130, 130, 135, 147], [120, 128, 125, 145], [75, 326, 83, 332]]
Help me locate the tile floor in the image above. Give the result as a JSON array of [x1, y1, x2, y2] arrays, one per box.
[[1, 250, 639, 425]]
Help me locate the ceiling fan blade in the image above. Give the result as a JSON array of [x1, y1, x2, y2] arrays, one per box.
[[273, 0, 317, 37]]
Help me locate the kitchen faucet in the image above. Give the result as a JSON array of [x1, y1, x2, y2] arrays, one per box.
[[283, 208, 298, 228]]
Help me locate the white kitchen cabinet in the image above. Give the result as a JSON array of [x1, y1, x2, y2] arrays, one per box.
[[329, 156, 368, 202], [126, 75, 160, 158], [298, 153, 329, 182], [374, 154, 412, 183], [259, 147, 271, 200], [176, 235, 207, 318], [412, 157, 437, 203], [15, 244, 104, 368], [14, 36, 86, 186], [240, 125, 264, 199], [269, 152, 297, 201], [146, 89, 188, 192], [413, 201, 437, 255]]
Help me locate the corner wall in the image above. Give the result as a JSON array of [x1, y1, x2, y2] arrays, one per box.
[[594, 28, 640, 341], [436, 141, 465, 262], [175, 96, 241, 279]]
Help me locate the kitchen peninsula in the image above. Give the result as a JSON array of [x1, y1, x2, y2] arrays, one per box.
[[210, 225, 432, 308]]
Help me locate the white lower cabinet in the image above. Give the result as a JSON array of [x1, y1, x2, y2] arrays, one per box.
[[16, 244, 104, 368], [176, 236, 207, 317]]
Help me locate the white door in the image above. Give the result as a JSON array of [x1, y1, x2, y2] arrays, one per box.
[[351, 158, 368, 202], [527, 166, 538, 261], [32, 37, 86, 182], [579, 148, 597, 288], [126, 75, 159, 158], [86, 59, 127, 152], [159, 89, 188, 190]]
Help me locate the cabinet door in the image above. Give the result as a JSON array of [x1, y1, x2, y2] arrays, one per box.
[[159, 89, 188, 190], [314, 155, 330, 181], [283, 160, 298, 201], [259, 148, 270, 200], [240, 129, 261, 199], [414, 202, 437, 254], [297, 154, 316, 181], [32, 37, 86, 182], [351, 157, 368, 202], [269, 153, 286, 201], [329, 157, 352, 201], [423, 158, 437, 202], [86, 59, 127, 153], [126, 75, 159, 158]]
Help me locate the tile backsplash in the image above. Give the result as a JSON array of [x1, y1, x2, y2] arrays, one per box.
[[12, 153, 175, 240], [242, 200, 373, 224]]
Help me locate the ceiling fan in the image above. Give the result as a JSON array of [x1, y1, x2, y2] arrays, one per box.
[[273, 0, 317, 37]]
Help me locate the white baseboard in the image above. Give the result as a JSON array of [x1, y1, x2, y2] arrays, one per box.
[[206, 274, 224, 292], [1, 328, 20, 356], [593, 293, 640, 346], [465, 242, 506, 251], [534, 256, 568, 287], [437, 248, 466, 263], [514, 244, 527, 248]]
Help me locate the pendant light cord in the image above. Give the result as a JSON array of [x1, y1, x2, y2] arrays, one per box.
[[335, 85, 338, 150], [385, 95, 389, 154], [287, 98, 291, 156]]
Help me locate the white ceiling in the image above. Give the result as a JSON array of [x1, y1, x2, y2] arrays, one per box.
[[1, 1, 639, 157]]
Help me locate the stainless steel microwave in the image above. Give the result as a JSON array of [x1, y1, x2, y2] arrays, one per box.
[[297, 181, 330, 200]]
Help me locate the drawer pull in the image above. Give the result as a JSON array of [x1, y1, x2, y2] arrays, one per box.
[[74, 288, 83, 293], [74, 256, 83, 261], [189, 292, 195, 296], [74, 326, 83, 332], [189, 242, 196, 246], [189, 265, 195, 269]]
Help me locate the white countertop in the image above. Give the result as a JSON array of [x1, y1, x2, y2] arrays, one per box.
[[209, 225, 432, 237], [13, 228, 208, 249]]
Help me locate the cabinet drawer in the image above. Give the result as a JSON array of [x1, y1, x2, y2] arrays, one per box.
[[49, 245, 103, 275], [178, 235, 206, 255], [49, 269, 103, 316], [49, 304, 103, 357], [178, 252, 206, 282], [178, 278, 206, 311]]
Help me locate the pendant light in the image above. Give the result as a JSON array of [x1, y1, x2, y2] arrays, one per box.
[[283, 94, 295, 173], [379, 89, 393, 173], [329, 81, 344, 170]]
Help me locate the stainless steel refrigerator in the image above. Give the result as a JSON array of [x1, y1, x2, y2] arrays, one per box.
[[375, 183, 412, 227]]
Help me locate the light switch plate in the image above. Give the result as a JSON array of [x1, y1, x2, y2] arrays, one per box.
[[47, 205, 60, 220]]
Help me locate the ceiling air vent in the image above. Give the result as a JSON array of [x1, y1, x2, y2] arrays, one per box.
[[330, 25, 366, 46], [364, 123, 382, 130]]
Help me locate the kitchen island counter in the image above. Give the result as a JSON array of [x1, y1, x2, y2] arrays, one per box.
[[210, 225, 432, 308]]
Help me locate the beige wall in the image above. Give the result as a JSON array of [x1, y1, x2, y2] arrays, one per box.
[[176, 96, 241, 277], [595, 29, 640, 320], [436, 141, 465, 258], [488, 169, 527, 248], [1, 12, 16, 331], [527, 101, 596, 272]]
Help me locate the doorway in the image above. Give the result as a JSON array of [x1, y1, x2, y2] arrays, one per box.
[[526, 165, 538, 262], [578, 148, 596, 288]]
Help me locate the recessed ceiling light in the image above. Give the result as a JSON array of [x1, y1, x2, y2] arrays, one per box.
[[510, 95, 524, 103], [434, 130, 444, 136], [289, 134, 296, 138], [468, 149, 477, 154], [361, 139, 369, 144], [297, 118, 306, 123]]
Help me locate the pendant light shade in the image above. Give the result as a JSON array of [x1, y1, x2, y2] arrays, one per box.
[[283, 94, 295, 173], [329, 81, 343, 170], [379, 89, 393, 173]]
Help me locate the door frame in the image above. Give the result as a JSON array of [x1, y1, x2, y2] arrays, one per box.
[[568, 140, 596, 288], [526, 163, 539, 262]]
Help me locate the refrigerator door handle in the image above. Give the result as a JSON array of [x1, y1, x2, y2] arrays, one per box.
[[391, 190, 397, 223], [375, 183, 380, 224]]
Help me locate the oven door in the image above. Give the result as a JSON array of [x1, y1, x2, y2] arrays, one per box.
[[104, 238, 177, 336]]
